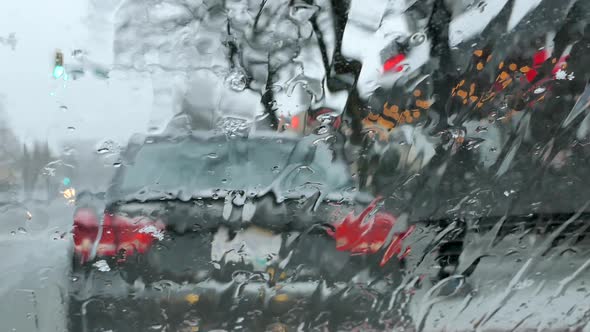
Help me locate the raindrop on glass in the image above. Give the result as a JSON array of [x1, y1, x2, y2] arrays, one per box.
[[475, 126, 488, 133], [410, 32, 426, 46], [534, 87, 546, 94], [477, 1, 487, 12], [225, 69, 248, 91], [315, 126, 329, 135]]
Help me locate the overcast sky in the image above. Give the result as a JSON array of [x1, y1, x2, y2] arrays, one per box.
[[0, 0, 153, 148]]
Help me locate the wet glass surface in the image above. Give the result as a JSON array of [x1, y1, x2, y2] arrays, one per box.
[[1, 0, 590, 331]]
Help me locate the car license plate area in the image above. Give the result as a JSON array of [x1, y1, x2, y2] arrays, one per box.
[[211, 226, 283, 272]]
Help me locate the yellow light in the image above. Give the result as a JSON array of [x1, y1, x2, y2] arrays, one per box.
[[62, 188, 76, 199], [273, 294, 289, 302], [185, 293, 200, 305]]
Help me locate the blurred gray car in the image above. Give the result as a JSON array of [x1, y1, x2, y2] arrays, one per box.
[[68, 130, 412, 331]]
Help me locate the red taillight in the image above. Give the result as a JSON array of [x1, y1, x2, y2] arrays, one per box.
[[96, 214, 117, 257], [525, 69, 538, 83], [379, 224, 415, 267], [532, 50, 549, 68], [327, 198, 414, 266], [383, 54, 406, 73], [114, 215, 165, 256], [290, 115, 300, 130], [73, 209, 164, 264], [73, 208, 99, 263]]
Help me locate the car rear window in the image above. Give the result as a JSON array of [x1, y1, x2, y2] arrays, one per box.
[[113, 135, 354, 202]]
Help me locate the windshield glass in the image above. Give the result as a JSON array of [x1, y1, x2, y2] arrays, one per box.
[[1, 0, 590, 331]]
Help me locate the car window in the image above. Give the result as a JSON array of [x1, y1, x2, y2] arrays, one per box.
[[115, 135, 354, 201]]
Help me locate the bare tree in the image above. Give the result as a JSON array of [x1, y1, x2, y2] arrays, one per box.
[[0, 102, 19, 163], [0, 101, 20, 202], [19, 141, 56, 201]]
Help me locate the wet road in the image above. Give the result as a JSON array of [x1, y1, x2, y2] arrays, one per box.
[[414, 254, 590, 331], [0, 200, 73, 332]]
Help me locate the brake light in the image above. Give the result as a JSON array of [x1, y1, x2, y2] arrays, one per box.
[[114, 215, 165, 256], [327, 198, 414, 266], [73, 208, 99, 264], [96, 214, 117, 257], [73, 209, 164, 264], [290, 115, 300, 130], [383, 54, 406, 73], [532, 50, 550, 68]]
